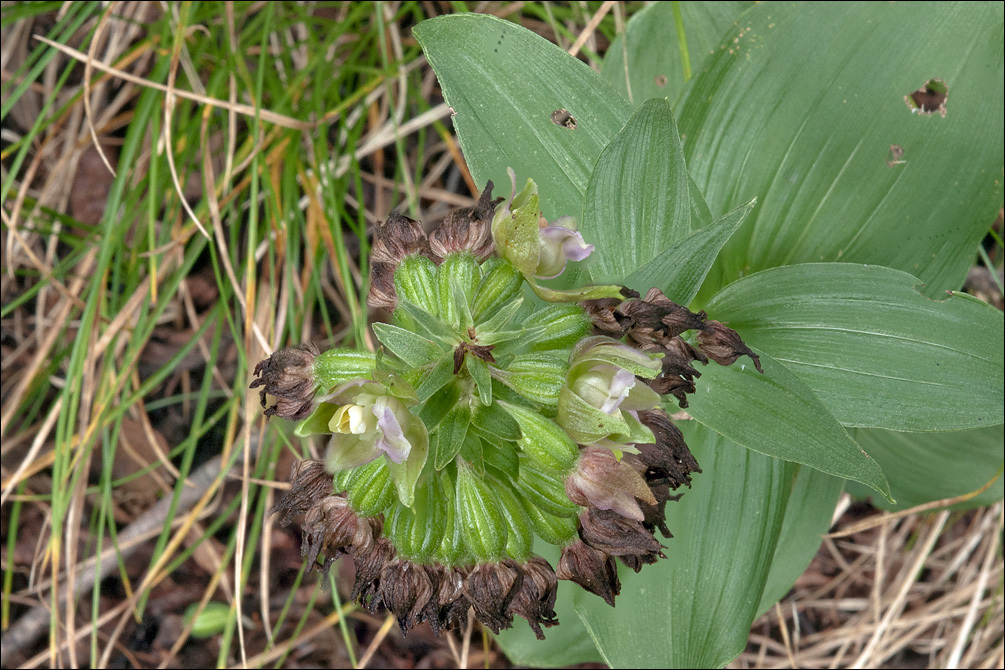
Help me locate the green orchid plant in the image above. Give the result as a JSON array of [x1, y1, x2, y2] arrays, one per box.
[[259, 3, 1002, 667], [254, 170, 761, 638]]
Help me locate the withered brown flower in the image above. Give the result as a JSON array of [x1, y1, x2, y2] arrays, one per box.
[[556, 539, 621, 607], [428, 180, 500, 261], [269, 459, 332, 526], [507, 556, 559, 639], [696, 320, 764, 372], [379, 560, 436, 633], [463, 560, 524, 634], [250, 343, 320, 420]]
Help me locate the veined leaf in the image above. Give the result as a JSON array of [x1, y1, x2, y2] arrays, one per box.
[[684, 347, 892, 499], [576, 422, 793, 668], [581, 98, 691, 283], [705, 263, 1005, 430], [677, 2, 1004, 301], [625, 198, 754, 305], [414, 14, 632, 220]]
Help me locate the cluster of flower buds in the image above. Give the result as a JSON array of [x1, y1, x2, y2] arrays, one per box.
[[254, 172, 761, 639]]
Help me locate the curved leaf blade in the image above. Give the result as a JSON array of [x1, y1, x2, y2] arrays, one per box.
[[602, 1, 753, 107], [581, 97, 691, 283], [625, 198, 754, 304], [414, 14, 632, 219], [756, 466, 844, 616], [684, 347, 891, 499], [576, 422, 793, 668], [845, 425, 1004, 511], [705, 263, 1005, 430]]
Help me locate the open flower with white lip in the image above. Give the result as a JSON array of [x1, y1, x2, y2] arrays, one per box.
[[490, 169, 594, 281], [322, 379, 428, 475], [556, 336, 663, 448]]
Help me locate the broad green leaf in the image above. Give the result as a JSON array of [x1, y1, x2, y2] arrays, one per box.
[[625, 198, 754, 304], [845, 425, 1004, 511], [602, 1, 753, 106], [577, 422, 793, 668], [756, 466, 844, 616], [685, 347, 891, 499], [688, 172, 712, 228], [372, 322, 445, 368], [705, 264, 1005, 430], [414, 14, 632, 219], [493, 542, 604, 666], [581, 98, 691, 283], [677, 2, 1004, 302]]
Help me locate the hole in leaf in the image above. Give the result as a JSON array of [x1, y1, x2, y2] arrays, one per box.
[[654, 74, 668, 88], [550, 109, 577, 129], [904, 78, 948, 117], [886, 144, 905, 167]]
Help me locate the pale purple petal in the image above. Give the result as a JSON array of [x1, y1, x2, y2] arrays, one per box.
[[371, 398, 412, 463], [535, 227, 594, 278], [600, 368, 636, 414]]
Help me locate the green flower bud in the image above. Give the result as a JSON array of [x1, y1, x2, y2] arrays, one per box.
[[343, 457, 394, 517], [492, 477, 534, 560], [491, 170, 542, 276], [472, 256, 524, 319], [386, 479, 447, 561], [512, 456, 580, 518], [521, 304, 592, 353], [394, 254, 440, 318], [500, 401, 579, 471], [456, 461, 508, 561], [492, 354, 567, 408], [437, 252, 481, 329]]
